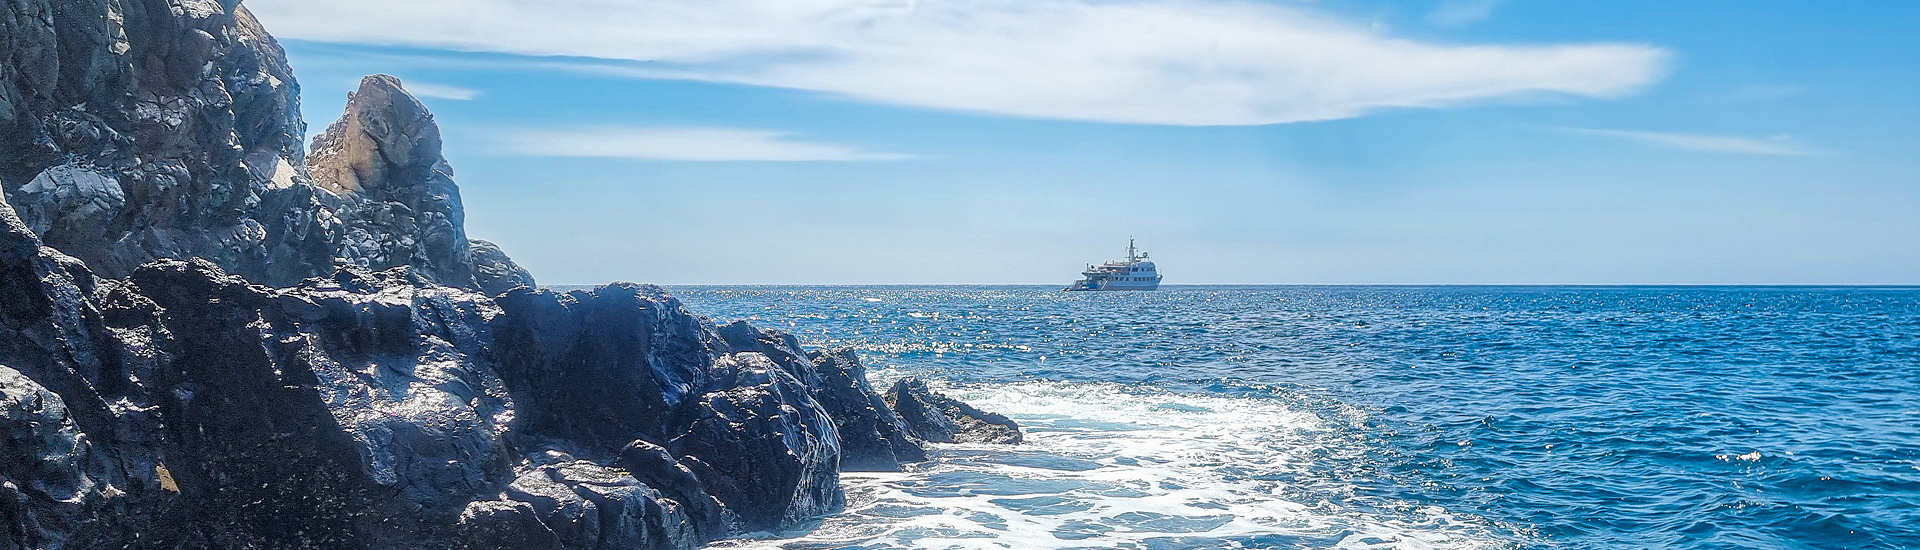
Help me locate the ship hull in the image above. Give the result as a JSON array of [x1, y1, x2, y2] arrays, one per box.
[[1064, 281, 1160, 291]]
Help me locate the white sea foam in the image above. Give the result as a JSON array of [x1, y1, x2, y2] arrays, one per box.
[[713, 379, 1521, 549]]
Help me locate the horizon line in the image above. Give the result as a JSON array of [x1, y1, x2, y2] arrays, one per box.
[[543, 282, 1920, 288]]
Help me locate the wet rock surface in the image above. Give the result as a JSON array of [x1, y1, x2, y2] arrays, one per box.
[[887, 378, 1025, 445], [812, 349, 928, 471], [0, 1, 1009, 548], [671, 353, 844, 530]]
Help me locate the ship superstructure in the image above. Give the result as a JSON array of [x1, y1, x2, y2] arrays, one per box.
[[1065, 238, 1162, 291]]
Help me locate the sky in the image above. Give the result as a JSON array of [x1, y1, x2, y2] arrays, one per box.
[[245, 0, 1920, 285]]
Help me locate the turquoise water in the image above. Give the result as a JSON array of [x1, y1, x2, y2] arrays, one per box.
[[671, 286, 1920, 549]]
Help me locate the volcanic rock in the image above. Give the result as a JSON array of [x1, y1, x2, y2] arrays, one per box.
[[308, 75, 476, 288], [503, 461, 699, 550], [491, 284, 725, 455], [670, 353, 843, 530], [0, 2, 1020, 548], [471, 239, 535, 295], [811, 348, 927, 470], [886, 378, 1024, 445], [0, 0, 323, 283]]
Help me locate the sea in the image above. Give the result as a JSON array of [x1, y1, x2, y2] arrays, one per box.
[[662, 286, 1920, 549]]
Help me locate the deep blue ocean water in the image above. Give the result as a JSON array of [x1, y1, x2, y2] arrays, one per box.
[[666, 286, 1920, 549]]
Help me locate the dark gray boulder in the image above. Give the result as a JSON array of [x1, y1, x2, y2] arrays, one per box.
[[615, 439, 732, 541], [127, 259, 379, 548], [491, 283, 725, 455], [811, 349, 927, 471], [503, 461, 699, 550], [715, 320, 821, 386], [454, 499, 564, 550], [716, 323, 923, 471], [471, 239, 535, 295], [0, 365, 110, 550], [487, 286, 852, 534], [0, 0, 327, 284], [0, 197, 174, 549], [886, 378, 1024, 445], [121, 258, 521, 547], [671, 353, 844, 530]]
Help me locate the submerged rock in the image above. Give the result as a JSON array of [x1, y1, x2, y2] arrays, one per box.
[[887, 378, 1024, 445]]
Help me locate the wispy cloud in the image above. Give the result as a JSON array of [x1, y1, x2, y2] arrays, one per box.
[[1560, 127, 1818, 156], [1427, 0, 1501, 27], [247, 0, 1666, 126], [399, 81, 482, 101], [492, 127, 914, 162]]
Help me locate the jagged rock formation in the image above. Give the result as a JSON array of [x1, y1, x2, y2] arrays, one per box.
[[0, 1, 1020, 548], [0, 194, 866, 548], [0, 0, 321, 283], [714, 322, 928, 471], [887, 378, 1025, 445], [471, 239, 535, 295], [0, 1, 527, 291], [307, 75, 475, 288], [812, 349, 928, 470]]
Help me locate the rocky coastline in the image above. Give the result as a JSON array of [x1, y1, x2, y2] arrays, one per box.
[[0, 2, 1016, 548]]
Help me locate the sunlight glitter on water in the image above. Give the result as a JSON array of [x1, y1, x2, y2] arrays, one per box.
[[673, 286, 1920, 548]]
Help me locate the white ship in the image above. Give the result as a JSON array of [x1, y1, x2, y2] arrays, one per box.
[[1065, 238, 1162, 291]]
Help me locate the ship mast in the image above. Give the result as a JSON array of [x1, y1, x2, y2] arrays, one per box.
[[1128, 237, 1137, 261]]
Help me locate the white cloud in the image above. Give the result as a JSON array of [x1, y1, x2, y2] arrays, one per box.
[[1427, 0, 1501, 27], [1560, 128, 1817, 156], [401, 81, 482, 101], [492, 127, 914, 162], [247, 0, 1666, 126]]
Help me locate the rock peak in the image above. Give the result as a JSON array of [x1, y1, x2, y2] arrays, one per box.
[[309, 74, 443, 196], [307, 73, 484, 288]]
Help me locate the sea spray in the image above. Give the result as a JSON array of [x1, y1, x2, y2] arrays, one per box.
[[714, 379, 1522, 548]]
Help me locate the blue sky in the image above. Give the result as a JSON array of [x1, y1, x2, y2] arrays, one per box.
[[248, 0, 1919, 284]]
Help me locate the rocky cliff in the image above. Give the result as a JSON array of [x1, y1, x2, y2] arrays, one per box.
[[0, 1, 1017, 549], [0, 0, 523, 291]]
